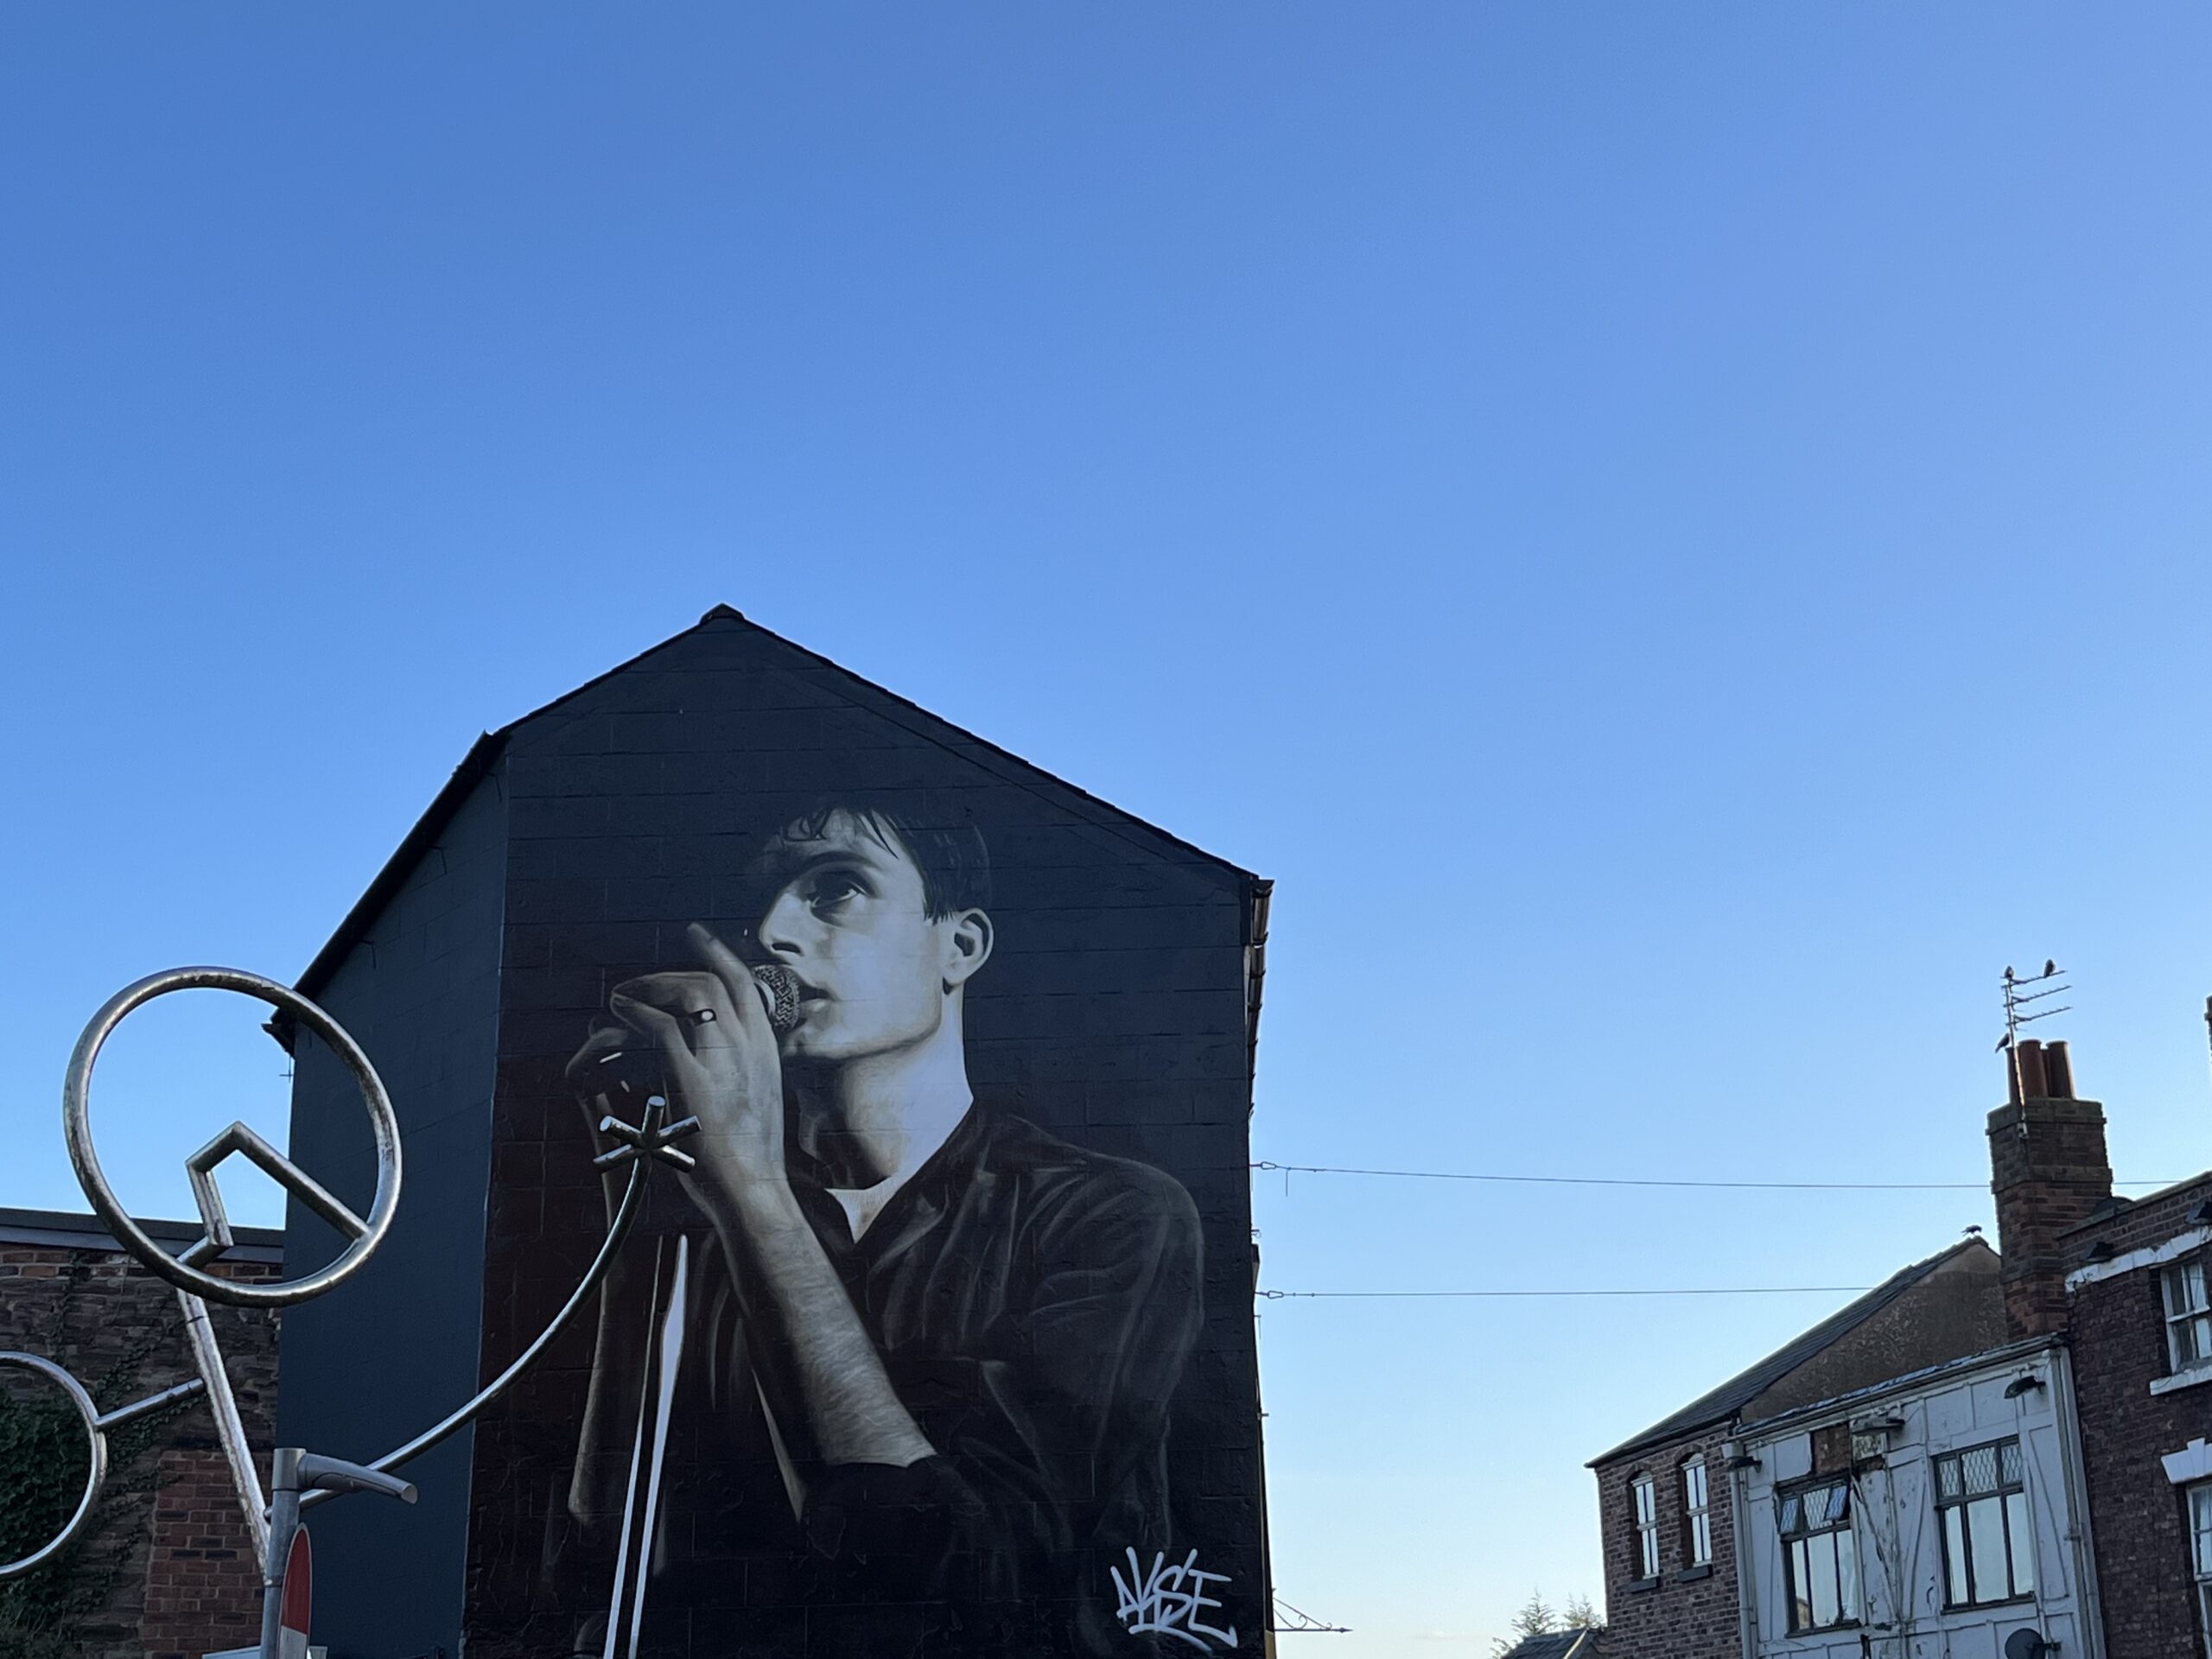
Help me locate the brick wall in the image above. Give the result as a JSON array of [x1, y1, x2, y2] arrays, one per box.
[[1987, 1089, 2113, 1340], [0, 1242, 278, 1659], [2068, 1174, 2212, 1659], [1593, 1424, 1738, 1659]]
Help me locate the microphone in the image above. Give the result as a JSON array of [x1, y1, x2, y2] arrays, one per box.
[[749, 963, 802, 1033], [587, 963, 804, 1107]]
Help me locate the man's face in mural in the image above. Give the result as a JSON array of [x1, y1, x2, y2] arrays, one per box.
[[748, 809, 992, 1067]]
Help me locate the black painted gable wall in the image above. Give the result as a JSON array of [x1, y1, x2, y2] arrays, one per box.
[[276, 769, 509, 1659], [282, 610, 1268, 1657]]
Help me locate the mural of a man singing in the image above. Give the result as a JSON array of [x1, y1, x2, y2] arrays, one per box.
[[560, 796, 1206, 1657]]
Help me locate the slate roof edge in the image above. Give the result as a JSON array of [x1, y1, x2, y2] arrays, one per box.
[[1585, 1237, 1993, 1467], [293, 606, 1271, 1007], [2062, 1168, 2212, 1234], [0, 1205, 285, 1263], [1732, 1332, 2064, 1442], [486, 607, 1253, 883], [699, 606, 1261, 883], [294, 729, 508, 1002], [296, 616, 738, 1001], [1496, 1630, 1604, 1659]]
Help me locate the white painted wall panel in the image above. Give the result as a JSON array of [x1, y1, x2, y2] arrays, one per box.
[[1737, 1350, 2091, 1659]]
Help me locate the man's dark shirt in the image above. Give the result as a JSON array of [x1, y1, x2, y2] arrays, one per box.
[[561, 1107, 1205, 1657]]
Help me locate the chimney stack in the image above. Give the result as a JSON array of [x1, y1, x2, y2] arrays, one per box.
[[1987, 1039, 2111, 1338]]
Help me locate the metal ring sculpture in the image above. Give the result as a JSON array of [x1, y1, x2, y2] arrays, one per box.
[[0, 1354, 207, 1579], [3, 963, 692, 1581], [0, 1355, 110, 1578], [64, 967, 403, 1308]]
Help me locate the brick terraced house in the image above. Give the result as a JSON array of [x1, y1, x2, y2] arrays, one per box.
[[1588, 1241, 2012, 1659], [1588, 1034, 2130, 1659], [2060, 1058, 2212, 1659], [0, 1207, 279, 1659]]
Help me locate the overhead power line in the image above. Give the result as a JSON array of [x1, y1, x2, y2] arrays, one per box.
[[1258, 1285, 1873, 1300], [1251, 1161, 2184, 1193]]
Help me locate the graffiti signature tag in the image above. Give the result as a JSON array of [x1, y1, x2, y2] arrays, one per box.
[[1110, 1547, 1238, 1650]]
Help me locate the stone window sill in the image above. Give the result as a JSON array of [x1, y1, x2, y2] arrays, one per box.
[[2151, 1366, 2212, 1398], [1625, 1577, 1661, 1594], [1673, 1564, 1713, 1584]]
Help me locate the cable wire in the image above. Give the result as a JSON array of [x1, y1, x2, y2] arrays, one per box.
[[1258, 1285, 1872, 1300], [1252, 1161, 2183, 1193]]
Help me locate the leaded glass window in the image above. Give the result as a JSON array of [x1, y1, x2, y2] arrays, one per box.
[[1934, 1438, 2034, 1607]]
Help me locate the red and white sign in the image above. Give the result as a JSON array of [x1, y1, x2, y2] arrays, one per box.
[[277, 1527, 312, 1659]]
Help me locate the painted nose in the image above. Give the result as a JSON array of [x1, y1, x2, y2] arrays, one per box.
[[756, 891, 810, 957]]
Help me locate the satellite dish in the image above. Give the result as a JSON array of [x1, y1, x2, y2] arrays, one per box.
[[2003, 1630, 2056, 1659]]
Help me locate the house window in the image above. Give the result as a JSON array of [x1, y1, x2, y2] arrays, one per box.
[[1778, 1478, 1859, 1632], [2164, 1259, 2212, 1373], [1935, 1438, 2035, 1606], [1630, 1473, 1660, 1579], [2190, 1484, 2212, 1659], [1682, 1453, 1713, 1567]]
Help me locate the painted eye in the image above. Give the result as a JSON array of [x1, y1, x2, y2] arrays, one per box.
[[808, 872, 863, 911]]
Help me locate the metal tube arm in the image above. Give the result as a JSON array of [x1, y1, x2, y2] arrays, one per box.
[[300, 1148, 652, 1510], [298, 1453, 416, 1504]]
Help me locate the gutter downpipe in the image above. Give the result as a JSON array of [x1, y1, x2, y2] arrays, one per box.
[[2050, 1347, 2107, 1659], [1728, 1438, 1758, 1659]]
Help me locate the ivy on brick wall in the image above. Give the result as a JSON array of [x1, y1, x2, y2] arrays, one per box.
[[0, 1254, 194, 1659]]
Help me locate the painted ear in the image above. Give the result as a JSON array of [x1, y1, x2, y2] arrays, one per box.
[[942, 908, 994, 990]]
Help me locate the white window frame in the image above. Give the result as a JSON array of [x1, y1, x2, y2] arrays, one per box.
[[1630, 1472, 1660, 1580], [1681, 1453, 1713, 1567], [1934, 1437, 2035, 1608], [2165, 1258, 2212, 1375]]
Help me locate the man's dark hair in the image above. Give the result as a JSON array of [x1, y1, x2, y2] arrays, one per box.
[[772, 795, 993, 919]]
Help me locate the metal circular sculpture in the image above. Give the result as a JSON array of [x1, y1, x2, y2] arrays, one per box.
[[0, 1352, 110, 1578], [62, 966, 403, 1309]]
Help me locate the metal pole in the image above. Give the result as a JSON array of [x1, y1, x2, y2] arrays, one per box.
[[260, 1447, 303, 1659], [178, 1287, 270, 1571]]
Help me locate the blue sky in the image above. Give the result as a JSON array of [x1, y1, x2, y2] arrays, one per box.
[[4, 6, 2210, 1650]]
